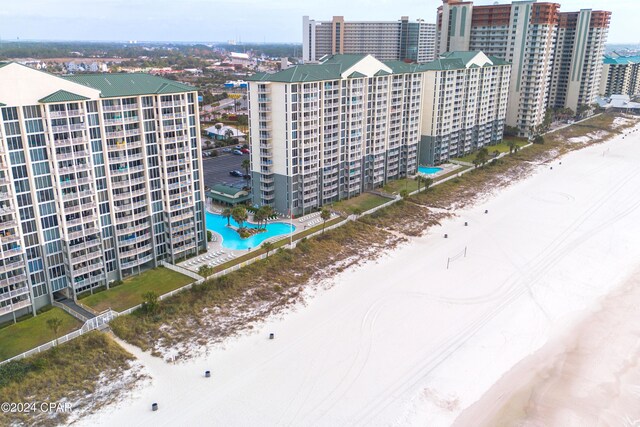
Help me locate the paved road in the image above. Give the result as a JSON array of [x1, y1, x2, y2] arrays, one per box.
[[202, 153, 250, 189]]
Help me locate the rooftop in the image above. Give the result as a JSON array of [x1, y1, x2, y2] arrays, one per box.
[[64, 73, 195, 98], [247, 52, 509, 83]]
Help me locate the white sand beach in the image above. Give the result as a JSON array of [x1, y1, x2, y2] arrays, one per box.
[[79, 123, 640, 427]]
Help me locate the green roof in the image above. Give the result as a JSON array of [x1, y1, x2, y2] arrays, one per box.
[[247, 52, 509, 83], [348, 71, 366, 78], [39, 89, 90, 103], [207, 185, 251, 205], [210, 184, 246, 196], [63, 73, 196, 98]]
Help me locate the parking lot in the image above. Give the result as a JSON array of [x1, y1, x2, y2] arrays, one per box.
[[202, 152, 250, 189]]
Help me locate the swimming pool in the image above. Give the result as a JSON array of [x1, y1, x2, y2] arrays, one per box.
[[206, 212, 295, 250], [418, 166, 443, 175]]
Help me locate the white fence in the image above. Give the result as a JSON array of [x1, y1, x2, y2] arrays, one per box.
[[0, 310, 116, 366], [1, 141, 545, 365]]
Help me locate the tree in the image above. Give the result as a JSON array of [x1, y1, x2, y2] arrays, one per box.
[[262, 241, 274, 257], [320, 208, 331, 233], [253, 209, 265, 229], [504, 126, 519, 138], [231, 206, 248, 229], [241, 159, 250, 180], [415, 175, 423, 193], [207, 230, 213, 242], [224, 128, 234, 140], [473, 147, 490, 168], [141, 291, 159, 315], [214, 123, 222, 139], [423, 177, 434, 191], [400, 189, 409, 200], [534, 135, 545, 145], [222, 208, 232, 226], [507, 139, 520, 154], [46, 317, 63, 345], [256, 205, 273, 229]]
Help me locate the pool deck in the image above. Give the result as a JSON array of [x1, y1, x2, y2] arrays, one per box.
[[178, 209, 337, 272], [417, 163, 460, 178]]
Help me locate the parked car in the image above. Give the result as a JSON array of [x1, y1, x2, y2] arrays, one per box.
[[235, 145, 243, 149], [243, 174, 251, 180], [229, 170, 243, 177], [232, 149, 242, 155], [241, 148, 250, 154], [222, 147, 232, 153]]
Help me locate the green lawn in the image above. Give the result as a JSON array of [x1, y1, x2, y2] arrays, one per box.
[[0, 307, 82, 361], [80, 267, 194, 313], [331, 193, 390, 215], [455, 138, 529, 163], [383, 178, 420, 194]]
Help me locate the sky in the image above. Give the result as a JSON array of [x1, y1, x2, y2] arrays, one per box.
[[0, 0, 638, 44]]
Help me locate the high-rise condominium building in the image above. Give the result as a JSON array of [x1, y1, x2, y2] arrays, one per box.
[[438, 0, 560, 136], [246, 52, 510, 215], [420, 52, 511, 165], [600, 55, 640, 97], [549, 10, 611, 111], [437, 0, 610, 135], [0, 63, 205, 323], [302, 16, 437, 64]]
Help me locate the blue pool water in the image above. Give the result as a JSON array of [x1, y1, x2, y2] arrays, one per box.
[[418, 166, 443, 175], [206, 212, 295, 250]]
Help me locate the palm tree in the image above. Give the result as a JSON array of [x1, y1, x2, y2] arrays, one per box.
[[400, 189, 409, 200], [241, 159, 250, 181], [423, 177, 433, 191], [214, 123, 222, 140], [320, 208, 331, 233], [224, 128, 234, 141], [253, 209, 265, 229], [473, 148, 490, 168], [416, 175, 423, 192], [231, 206, 248, 229], [47, 317, 63, 346], [222, 208, 232, 226], [262, 241, 274, 257]]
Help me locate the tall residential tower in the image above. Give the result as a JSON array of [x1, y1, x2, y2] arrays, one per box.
[[303, 16, 437, 63], [437, 0, 610, 135], [0, 63, 206, 322]]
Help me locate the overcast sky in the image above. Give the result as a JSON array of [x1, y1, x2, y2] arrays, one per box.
[[0, 0, 637, 44]]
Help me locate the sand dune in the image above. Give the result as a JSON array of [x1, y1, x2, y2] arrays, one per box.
[[79, 122, 640, 427]]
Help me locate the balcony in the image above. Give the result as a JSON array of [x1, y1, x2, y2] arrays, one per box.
[[120, 253, 154, 269], [0, 299, 31, 316], [0, 259, 24, 275], [3, 274, 28, 286], [0, 286, 29, 303], [71, 262, 104, 277], [72, 274, 105, 289]]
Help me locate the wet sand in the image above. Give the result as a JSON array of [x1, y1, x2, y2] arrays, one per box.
[[454, 269, 640, 427]]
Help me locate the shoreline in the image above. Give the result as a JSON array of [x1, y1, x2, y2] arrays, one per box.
[[453, 267, 640, 426], [79, 116, 640, 426]]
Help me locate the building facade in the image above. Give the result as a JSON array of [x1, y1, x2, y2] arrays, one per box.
[[419, 52, 511, 165], [247, 55, 423, 215], [437, 0, 610, 135], [247, 53, 510, 215], [0, 63, 206, 323], [302, 16, 437, 64], [600, 55, 640, 97], [549, 10, 611, 111]]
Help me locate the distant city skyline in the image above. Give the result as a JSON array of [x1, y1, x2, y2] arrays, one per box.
[[1, 0, 638, 45]]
